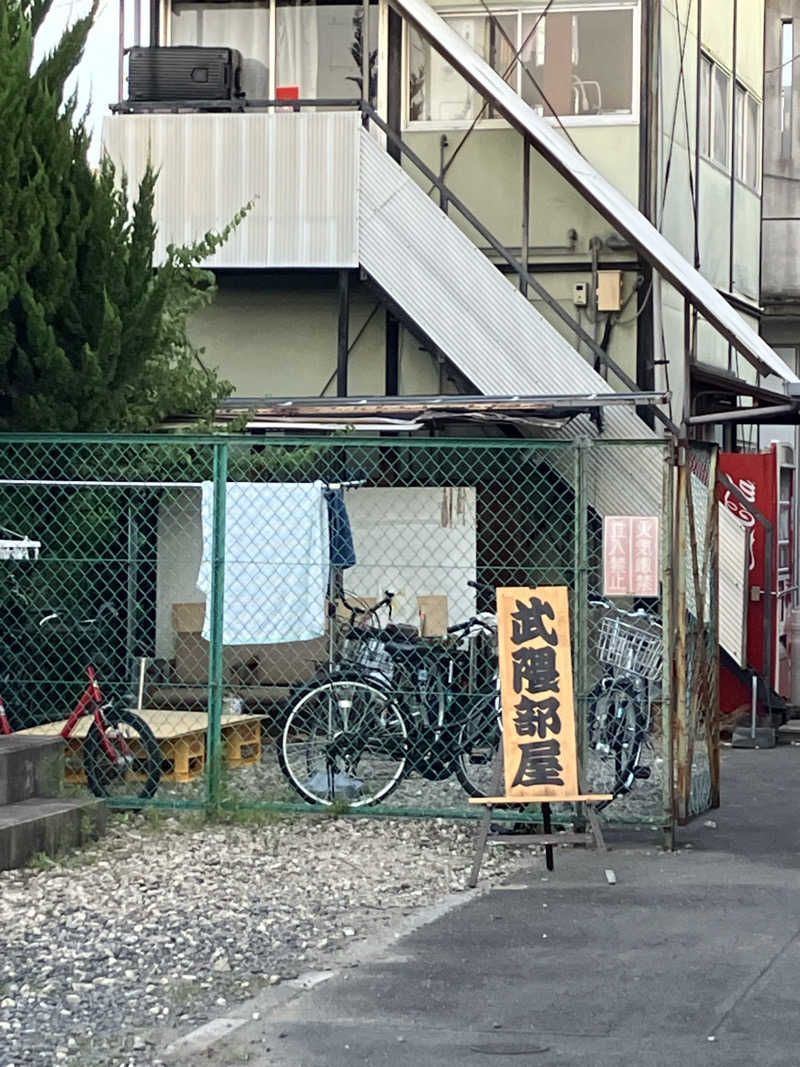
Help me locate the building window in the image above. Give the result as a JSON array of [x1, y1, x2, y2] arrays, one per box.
[[781, 18, 793, 158], [407, 4, 637, 127], [169, 0, 377, 101], [699, 52, 731, 169], [734, 83, 760, 190], [699, 53, 711, 156], [171, 2, 271, 97], [712, 64, 730, 166]]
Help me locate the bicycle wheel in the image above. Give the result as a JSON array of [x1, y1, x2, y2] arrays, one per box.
[[84, 707, 162, 801], [586, 676, 647, 807], [454, 697, 501, 798], [278, 679, 409, 807], [403, 661, 453, 780]]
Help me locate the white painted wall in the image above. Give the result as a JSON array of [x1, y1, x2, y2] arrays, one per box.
[[155, 484, 477, 656]]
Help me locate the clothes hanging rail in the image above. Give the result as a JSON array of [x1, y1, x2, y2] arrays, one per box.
[[0, 478, 368, 490]]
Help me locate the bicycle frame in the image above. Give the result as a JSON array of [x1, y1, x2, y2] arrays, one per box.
[[0, 666, 129, 767]]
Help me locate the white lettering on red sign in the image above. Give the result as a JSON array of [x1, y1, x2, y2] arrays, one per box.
[[603, 516, 660, 598], [722, 478, 757, 571]]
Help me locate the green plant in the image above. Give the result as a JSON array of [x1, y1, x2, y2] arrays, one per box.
[[326, 795, 352, 816], [0, 0, 247, 432]]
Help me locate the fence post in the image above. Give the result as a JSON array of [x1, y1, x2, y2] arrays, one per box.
[[206, 440, 228, 812], [661, 439, 675, 847], [707, 448, 721, 809], [573, 439, 589, 768], [674, 447, 689, 826]]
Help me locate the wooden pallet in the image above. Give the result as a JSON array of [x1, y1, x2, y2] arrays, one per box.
[[19, 710, 265, 784], [221, 717, 262, 769]]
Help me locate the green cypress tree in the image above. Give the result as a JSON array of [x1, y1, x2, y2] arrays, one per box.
[[0, 0, 238, 431]]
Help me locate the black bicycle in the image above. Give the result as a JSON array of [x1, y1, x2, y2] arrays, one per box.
[[277, 589, 499, 807], [586, 598, 662, 808]]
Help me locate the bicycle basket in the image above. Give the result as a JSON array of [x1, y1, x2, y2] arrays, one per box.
[[597, 615, 663, 681], [339, 630, 394, 683]]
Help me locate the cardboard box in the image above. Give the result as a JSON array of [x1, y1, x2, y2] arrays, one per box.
[[171, 603, 325, 687]]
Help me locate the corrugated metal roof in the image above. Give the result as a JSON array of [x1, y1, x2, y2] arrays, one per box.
[[390, 0, 798, 386]]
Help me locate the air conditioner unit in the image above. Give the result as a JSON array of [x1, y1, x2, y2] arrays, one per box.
[[127, 46, 244, 102]]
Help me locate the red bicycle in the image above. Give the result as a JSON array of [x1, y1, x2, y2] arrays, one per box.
[[0, 613, 162, 801]]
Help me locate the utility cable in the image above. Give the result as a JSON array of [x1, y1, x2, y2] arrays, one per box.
[[474, 0, 583, 155], [658, 0, 696, 229], [765, 51, 800, 74], [425, 0, 560, 195]]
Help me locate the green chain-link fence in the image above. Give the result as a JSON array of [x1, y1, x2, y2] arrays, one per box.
[[0, 433, 715, 834]]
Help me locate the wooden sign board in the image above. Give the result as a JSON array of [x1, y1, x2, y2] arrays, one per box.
[[497, 585, 578, 800]]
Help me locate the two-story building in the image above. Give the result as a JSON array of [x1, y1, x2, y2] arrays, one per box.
[[101, 0, 798, 443]]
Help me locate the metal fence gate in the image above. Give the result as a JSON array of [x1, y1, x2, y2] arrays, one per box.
[[0, 433, 718, 836]]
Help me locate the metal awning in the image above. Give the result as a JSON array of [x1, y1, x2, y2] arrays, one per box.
[[688, 362, 800, 423], [390, 0, 799, 387], [212, 391, 671, 427]]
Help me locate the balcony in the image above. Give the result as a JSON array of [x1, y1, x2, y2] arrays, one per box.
[[101, 109, 361, 268]]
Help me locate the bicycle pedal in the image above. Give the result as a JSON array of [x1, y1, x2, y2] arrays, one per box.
[[633, 766, 652, 780]]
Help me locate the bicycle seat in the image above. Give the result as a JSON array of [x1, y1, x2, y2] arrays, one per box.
[[383, 623, 418, 641], [378, 624, 420, 655]]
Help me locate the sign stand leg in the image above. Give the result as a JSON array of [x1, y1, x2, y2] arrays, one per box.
[[578, 767, 608, 856], [467, 765, 613, 886], [467, 745, 504, 889], [541, 802, 554, 871]]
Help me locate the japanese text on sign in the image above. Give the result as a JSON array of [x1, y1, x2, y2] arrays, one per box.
[[603, 516, 660, 598], [497, 586, 578, 799]]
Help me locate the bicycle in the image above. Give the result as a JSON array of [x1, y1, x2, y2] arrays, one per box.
[[277, 588, 499, 807], [0, 607, 162, 802], [586, 597, 663, 809]]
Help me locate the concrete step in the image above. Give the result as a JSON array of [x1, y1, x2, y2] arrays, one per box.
[[0, 735, 64, 805], [0, 796, 107, 871]]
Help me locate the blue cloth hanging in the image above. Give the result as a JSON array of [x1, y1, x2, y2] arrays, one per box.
[[324, 488, 356, 569]]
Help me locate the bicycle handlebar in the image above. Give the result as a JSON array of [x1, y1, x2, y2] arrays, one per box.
[[37, 603, 117, 628], [447, 613, 496, 636], [589, 597, 661, 626], [339, 590, 395, 626]]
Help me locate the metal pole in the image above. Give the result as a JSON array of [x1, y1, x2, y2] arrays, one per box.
[[118, 0, 126, 101], [674, 449, 689, 825], [750, 674, 758, 740], [706, 448, 721, 808], [764, 520, 775, 708], [574, 440, 588, 769], [361, 0, 370, 107], [521, 139, 530, 296], [661, 438, 675, 847], [385, 313, 400, 395], [205, 442, 228, 811], [337, 269, 350, 397], [439, 135, 449, 214], [126, 501, 137, 687]]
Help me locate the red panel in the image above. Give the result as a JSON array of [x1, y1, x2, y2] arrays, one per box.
[[717, 452, 775, 674], [717, 452, 779, 715]]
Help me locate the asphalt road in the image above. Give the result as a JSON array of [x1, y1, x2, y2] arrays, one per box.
[[169, 745, 800, 1067]]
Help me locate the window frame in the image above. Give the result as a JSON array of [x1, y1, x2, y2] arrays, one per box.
[[733, 80, 761, 192], [402, 0, 642, 131], [164, 0, 379, 101], [699, 50, 733, 173], [780, 18, 794, 159]]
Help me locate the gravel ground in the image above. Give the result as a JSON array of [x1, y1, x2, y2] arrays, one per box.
[[0, 811, 522, 1067]]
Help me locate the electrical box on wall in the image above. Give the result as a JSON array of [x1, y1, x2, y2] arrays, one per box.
[[573, 282, 589, 307], [597, 270, 623, 311]]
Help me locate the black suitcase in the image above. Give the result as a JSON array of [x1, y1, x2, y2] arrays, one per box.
[[127, 46, 243, 101]]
